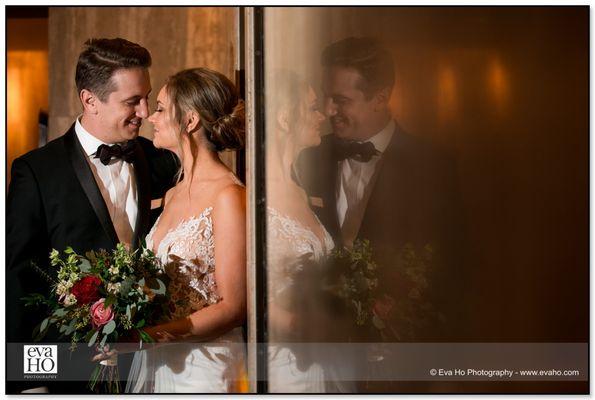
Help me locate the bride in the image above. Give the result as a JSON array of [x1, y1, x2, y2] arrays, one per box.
[[125, 68, 246, 393], [266, 71, 353, 393]]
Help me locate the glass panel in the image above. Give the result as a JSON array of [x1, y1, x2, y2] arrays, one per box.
[[262, 6, 588, 393]]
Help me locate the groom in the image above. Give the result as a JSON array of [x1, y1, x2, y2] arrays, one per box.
[[298, 36, 465, 347], [6, 38, 178, 393]]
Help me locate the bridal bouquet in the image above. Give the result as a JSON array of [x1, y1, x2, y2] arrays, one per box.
[[23, 243, 170, 393], [328, 240, 441, 341], [327, 239, 380, 328], [374, 243, 446, 341]]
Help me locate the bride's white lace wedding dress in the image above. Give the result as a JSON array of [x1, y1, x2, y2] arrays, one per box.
[[126, 205, 245, 393], [267, 206, 354, 393]]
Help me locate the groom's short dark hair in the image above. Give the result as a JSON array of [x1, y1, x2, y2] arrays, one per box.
[[322, 36, 395, 99], [75, 38, 152, 102]]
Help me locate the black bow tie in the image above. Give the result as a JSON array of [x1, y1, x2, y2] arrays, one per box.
[[94, 142, 136, 165], [335, 139, 380, 162]]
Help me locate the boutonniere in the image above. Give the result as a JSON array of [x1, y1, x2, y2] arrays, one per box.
[[309, 196, 324, 208]]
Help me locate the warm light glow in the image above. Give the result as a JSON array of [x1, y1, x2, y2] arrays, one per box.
[[7, 50, 48, 186], [437, 65, 458, 124], [487, 57, 510, 114]]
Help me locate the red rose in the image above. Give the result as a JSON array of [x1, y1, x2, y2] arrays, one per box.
[[70, 275, 102, 305], [373, 294, 396, 321]]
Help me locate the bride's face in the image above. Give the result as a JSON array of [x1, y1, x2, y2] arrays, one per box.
[[149, 85, 178, 152], [297, 86, 325, 148]]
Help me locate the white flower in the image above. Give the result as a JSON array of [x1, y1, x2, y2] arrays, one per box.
[[107, 282, 121, 294], [108, 265, 119, 276], [63, 294, 77, 306], [56, 281, 73, 296]]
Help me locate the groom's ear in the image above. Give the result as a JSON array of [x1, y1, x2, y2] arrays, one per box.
[[80, 89, 99, 115], [185, 111, 200, 133]]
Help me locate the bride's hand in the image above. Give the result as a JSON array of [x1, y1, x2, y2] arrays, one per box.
[[155, 331, 176, 342], [142, 318, 194, 344], [90, 330, 149, 361], [91, 345, 118, 362]]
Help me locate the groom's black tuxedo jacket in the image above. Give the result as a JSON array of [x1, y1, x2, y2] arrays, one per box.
[[6, 124, 178, 392], [298, 124, 467, 342]]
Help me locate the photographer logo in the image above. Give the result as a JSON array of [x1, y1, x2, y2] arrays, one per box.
[[23, 345, 57, 374]]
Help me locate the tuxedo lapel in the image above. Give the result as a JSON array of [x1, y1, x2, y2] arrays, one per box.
[[358, 127, 402, 243], [63, 127, 119, 247], [131, 140, 151, 249]]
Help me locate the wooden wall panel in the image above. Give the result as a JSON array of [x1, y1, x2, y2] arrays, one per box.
[[7, 18, 49, 185], [48, 6, 239, 168]]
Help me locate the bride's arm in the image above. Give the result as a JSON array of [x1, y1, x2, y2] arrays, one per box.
[[144, 184, 247, 342]]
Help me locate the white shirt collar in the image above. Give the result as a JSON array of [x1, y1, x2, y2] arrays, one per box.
[[366, 119, 395, 155], [75, 116, 109, 157]]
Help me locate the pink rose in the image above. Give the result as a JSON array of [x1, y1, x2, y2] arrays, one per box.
[[90, 298, 114, 328]]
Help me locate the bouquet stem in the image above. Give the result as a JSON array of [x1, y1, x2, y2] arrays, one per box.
[[89, 354, 120, 393]]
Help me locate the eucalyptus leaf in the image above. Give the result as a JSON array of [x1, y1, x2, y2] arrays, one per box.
[[150, 278, 166, 296], [99, 334, 108, 349], [372, 314, 386, 330], [31, 323, 41, 339], [135, 319, 145, 329], [88, 330, 99, 347], [119, 278, 134, 297], [33, 329, 47, 342], [126, 304, 131, 319], [78, 259, 91, 273], [53, 308, 67, 317], [40, 318, 49, 333], [64, 319, 77, 336], [102, 320, 116, 335]]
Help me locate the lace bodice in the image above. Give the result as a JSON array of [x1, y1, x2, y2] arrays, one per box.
[[267, 207, 334, 297], [146, 207, 219, 320]]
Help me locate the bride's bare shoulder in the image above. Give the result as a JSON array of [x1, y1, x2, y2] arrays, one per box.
[[211, 181, 245, 221], [162, 187, 176, 207], [215, 182, 245, 209]]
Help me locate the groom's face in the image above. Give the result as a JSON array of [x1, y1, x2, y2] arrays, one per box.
[[95, 67, 151, 143], [322, 66, 382, 141]]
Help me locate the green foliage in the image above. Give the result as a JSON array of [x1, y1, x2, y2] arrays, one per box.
[[329, 239, 379, 327], [138, 329, 155, 344], [21, 293, 50, 308], [29, 244, 169, 347], [102, 320, 116, 335], [87, 330, 99, 347], [29, 242, 170, 394], [30, 262, 57, 285]]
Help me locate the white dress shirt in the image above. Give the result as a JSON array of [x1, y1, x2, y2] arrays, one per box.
[[75, 118, 138, 246], [336, 120, 395, 242]]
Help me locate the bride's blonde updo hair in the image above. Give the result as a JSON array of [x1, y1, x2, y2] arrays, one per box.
[[166, 67, 245, 152]]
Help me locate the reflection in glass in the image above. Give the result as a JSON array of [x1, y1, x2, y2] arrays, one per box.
[[262, 6, 588, 394]]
